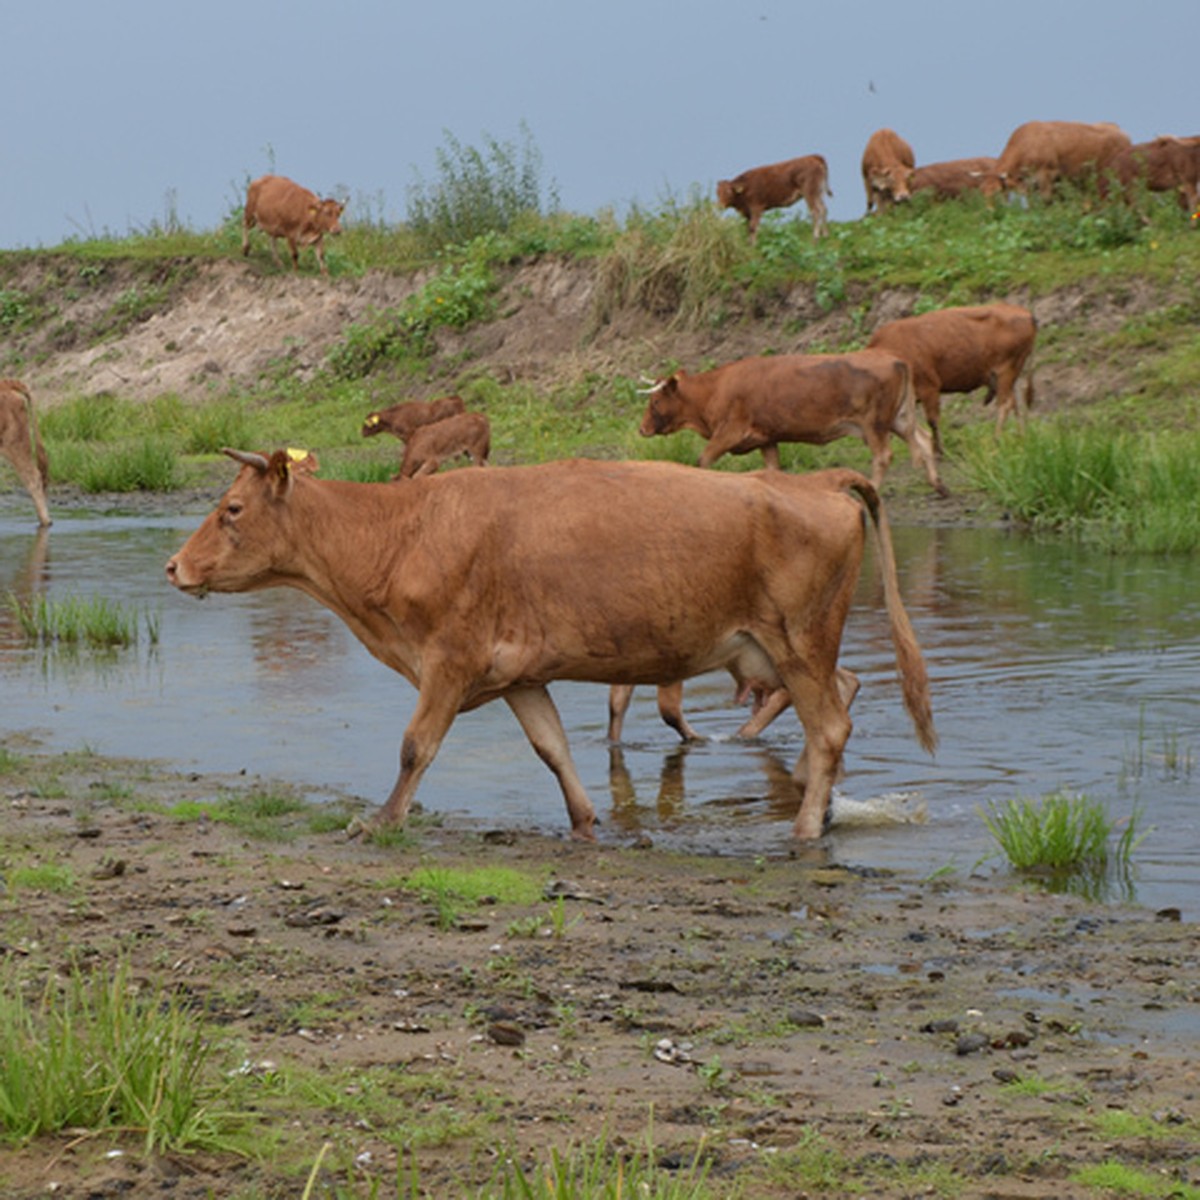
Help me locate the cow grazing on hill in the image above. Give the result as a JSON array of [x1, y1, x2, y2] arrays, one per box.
[[861, 129, 916, 213], [361, 395, 467, 441], [996, 121, 1132, 199], [1105, 136, 1200, 213], [867, 303, 1037, 456], [242, 174, 346, 275], [0, 379, 51, 526], [716, 155, 831, 242], [397, 412, 490, 478], [166, 453, 936, 842], [910, 157, 1004, 200], [637, 350, 946, 496]]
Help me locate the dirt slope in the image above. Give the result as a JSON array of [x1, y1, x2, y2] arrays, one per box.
[[0, 254, 1157, 411]]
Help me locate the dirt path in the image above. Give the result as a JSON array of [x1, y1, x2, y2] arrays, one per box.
[[0, 748, 1195, 1198]]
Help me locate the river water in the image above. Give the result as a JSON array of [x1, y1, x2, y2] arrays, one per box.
[[2, 510, 1197, 914]]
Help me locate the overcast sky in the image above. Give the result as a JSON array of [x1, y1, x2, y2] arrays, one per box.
[[4, 1, 1195, 249]]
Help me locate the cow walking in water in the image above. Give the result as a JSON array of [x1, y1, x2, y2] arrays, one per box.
[[0, 379, 51, 526], [167, 455, 935, 842]]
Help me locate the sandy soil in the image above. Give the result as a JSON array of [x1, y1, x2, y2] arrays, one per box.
[[0, 747, 1196, 1199]]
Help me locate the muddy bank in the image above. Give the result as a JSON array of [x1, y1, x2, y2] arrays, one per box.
[[0, 746, 1195, 1198]]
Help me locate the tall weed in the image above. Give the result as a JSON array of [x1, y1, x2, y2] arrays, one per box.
[[406, 122, 558, 251]]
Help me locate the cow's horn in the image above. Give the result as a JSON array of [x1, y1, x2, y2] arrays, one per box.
[[223, 448, 271, 470]]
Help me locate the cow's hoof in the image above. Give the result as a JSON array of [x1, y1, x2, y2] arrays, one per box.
[[344, 817, 368, 840]]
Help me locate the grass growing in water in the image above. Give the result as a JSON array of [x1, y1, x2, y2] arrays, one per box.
[[7, 591, 159, 648], [982, 790, 1144, 879]]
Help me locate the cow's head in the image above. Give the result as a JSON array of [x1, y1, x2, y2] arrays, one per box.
[[870, 166, 914, 204], [166, 448, 304, 598], [637, 374, 687, 437], [716, 179, 736, 208], [361, 411, 384, 437], [312, 198, 346, 236]]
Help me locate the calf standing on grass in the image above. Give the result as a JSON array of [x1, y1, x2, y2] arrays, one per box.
[[361, 395, 467, 441], [397, 412, 490, 478]]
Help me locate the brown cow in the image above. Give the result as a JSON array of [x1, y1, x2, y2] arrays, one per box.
[[867, 303, 1037, 456], [861, 128, 915, 213], [910, 157, 1004, 200], [637, 350, 946, 496], [242, 174, 345, 275], [716, 154, 831, 242], [397, 411, 490, 478], [1105, 136, 1200, 213], [996, 120, 1132, 200], [166, 454, 936, 841], [0, 379, 51, 526], [361, 395, 467, 441]]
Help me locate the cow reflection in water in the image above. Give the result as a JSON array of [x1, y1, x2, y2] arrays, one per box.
[[606, 742, 835, 837], [0, 525, 48, 655]]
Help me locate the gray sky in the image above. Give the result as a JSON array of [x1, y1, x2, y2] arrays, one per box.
[[4, 1, 1195, 249]]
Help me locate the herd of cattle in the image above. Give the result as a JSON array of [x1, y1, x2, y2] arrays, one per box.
[[719, 119, 1200, 241], [12, 121, 1142, 842]]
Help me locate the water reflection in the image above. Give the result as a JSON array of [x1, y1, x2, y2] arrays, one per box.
[[2, 514, 1198, 913], [0, 525, 48, 651]]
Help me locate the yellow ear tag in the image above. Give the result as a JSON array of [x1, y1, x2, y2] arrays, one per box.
[[286, 447, 310, 462]]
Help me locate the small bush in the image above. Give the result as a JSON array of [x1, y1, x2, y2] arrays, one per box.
[[406, 122, 558, 251], [982, 790, 1143, 873]]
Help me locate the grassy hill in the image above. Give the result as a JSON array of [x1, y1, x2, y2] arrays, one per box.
[[2, 185, 1198, 549]]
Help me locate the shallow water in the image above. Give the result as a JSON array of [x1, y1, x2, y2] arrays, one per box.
[[3, 510, 1197, 914]]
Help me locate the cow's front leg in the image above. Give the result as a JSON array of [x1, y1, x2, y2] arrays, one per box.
[[364, 688, 463, 833], [505, 685, 597, 839]]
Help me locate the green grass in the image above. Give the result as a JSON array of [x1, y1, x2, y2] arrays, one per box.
[[981, 790, 1144, 883], [398, 863, 548, 929], [960, 421, 1200, 551], [0, 958, 244, 1153], [142, 785, 316, 839], [6, 591, 159, 648]]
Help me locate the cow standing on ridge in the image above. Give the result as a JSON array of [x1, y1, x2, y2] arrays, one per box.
[[861, 129, 915, 213], [242, 175, 345, 276], [995, 121, 1131, 199], [717, 155, 831, 242]]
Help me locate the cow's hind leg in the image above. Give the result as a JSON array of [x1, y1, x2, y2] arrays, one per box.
[[506, 685, 597, 839], [656, 682, 703, 742], [775, 663, 853, 840], [607, 684, 634, 742]]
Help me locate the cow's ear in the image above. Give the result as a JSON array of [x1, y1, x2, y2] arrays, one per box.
[[266, 449, 296, 497]]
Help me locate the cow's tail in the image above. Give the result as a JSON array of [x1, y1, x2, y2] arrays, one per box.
[[844, 474, 938, 755]]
